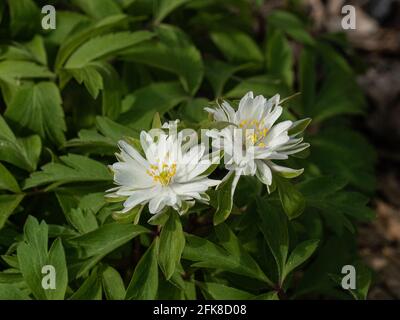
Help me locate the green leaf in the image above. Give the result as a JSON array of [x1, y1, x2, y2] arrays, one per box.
[[71, 0, 122, 19], [283, 239, 319, 279], [65, 208, 99, 235], [125, 239, 159, 300], [311, 70, 365, 122], [65, 31, 154, 69], [65, 116, 139, 154], [348, 262, 372, 300], [7, 0, 40, 37], [257, 198, 289, 282], [310, 126, 375, 192], [329, 261, 372, 300], [0, 284, 31, 300], [0, 116, 41, 172], [268, 10, 315, 46], [0, 163, 20, 193], [275, 176, 305, 220], [66, 223, 149, 259], [122, 25, 203, 95], [70, 267, 102, 300], [5, 82, 66, 145], [213, 172, 237, 225], [102, 266, 125, 300], [288, 118, 312, 137], [0, 35, 47, 65], [55, 14, 129, 70], [211, 30, 263, 64], [226, 75, 289, 99], [45, 11, 90, 46], [119, 82, 187, 129], [0, 195, 24, 230], [0, 60, 53, 80], [205, 60, 253, 97], [299, 48, 316, 114], [67, 62, 104, 99], [253, 291, 279, 300], [17, 216, 68, 300], [24, 154, 112, 189], [153, 0, 190, 23], [99, 63, 122, 119], [183, 232, 271, 285], [298, 175, 348, 199], [158, 211, 185, 280], [267, 30, 293, 88], [199, 282, 254, 300]]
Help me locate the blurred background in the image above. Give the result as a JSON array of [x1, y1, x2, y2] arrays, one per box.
[[298, 0, 400, 299]]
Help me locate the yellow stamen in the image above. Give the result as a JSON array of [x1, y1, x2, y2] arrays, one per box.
[[239, 118, 269, 147], [147, 163, 177, 186]]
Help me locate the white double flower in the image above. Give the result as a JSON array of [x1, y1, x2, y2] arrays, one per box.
[[108, 91, 309, 215], [205, 91, 310, 194], [107, 131, 220, 215]]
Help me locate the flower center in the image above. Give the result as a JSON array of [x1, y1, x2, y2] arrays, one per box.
[[239, 119, 268, 147], [147, 163, 177, 186]]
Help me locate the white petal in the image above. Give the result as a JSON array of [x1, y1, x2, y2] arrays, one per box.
[[237, 91, 254, 120], [112, 162, 153, 188], [118, 140, 148, 168], [149, 195, 169, 214], [256, 161, 272, 185], [122, 187, 158, 212]]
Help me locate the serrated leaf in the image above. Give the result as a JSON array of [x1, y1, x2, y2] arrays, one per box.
[[65, 223, 149, 259], [17, 216, 68, 300], [5, 82, 66, 145], [183, 233, 271, 285], [65, 208, 99, 234], [24, 154, 112, 189], [0, 60, 53, 81], [0, 117, 41, 172]]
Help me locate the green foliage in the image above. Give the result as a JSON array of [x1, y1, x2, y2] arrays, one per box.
[[0, 0, 375, 300]]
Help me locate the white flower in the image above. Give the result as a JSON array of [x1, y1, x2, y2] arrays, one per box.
[[205, 91, 310, 191], [107, 131, 220, 215]]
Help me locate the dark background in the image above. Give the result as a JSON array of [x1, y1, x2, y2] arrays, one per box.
[[300, 0, 400, 299]]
